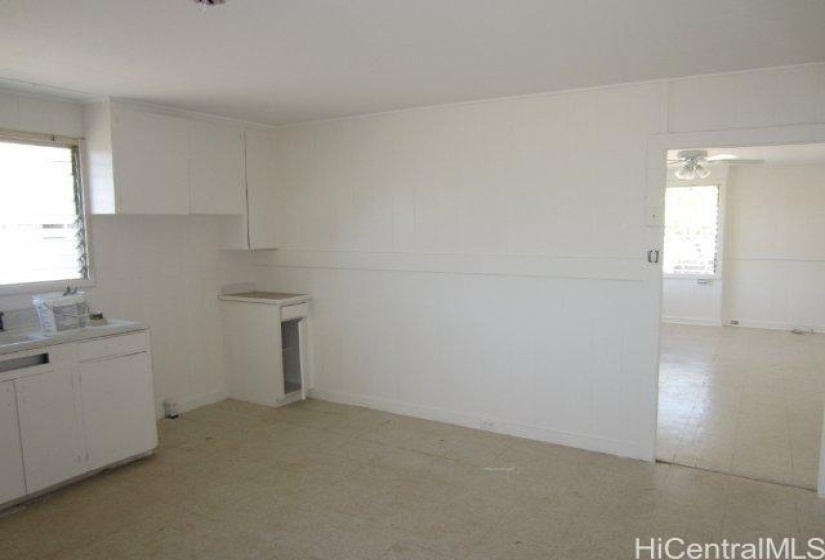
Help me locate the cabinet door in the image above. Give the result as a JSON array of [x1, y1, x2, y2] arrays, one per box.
[[111, 105, 190, 214], [79, 352, 157, 471], [15, 368, 86, 494], [222, 302, 285, 405], [245, 128, 280, 249], [189, 120, 245, 215], [0, 381, 26, 504]]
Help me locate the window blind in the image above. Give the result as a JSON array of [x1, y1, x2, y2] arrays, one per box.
[[0, 138, 89, 287], [663, 185, 719, 276]]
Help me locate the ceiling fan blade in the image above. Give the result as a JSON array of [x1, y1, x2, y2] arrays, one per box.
[[720, 158, 764, 165], [706, 155, 764, 164]]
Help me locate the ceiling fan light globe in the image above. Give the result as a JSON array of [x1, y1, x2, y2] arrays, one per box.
[[675, 166, 697, 181]]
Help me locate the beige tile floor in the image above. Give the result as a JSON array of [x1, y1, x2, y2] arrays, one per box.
[[2, 398, 824, 560], [657, 323, 825, 489]]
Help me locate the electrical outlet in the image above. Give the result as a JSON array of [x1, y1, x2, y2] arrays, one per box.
[[479, 420, 496, 432]]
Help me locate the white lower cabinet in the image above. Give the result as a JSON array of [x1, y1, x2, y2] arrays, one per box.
[[15, 367, 86, 494], [221, 298, 310, 407], [0, 330, 157, 507], [222, 302, 286, 406], [80, 352, 157, 470], [0, 381, 25, 503]]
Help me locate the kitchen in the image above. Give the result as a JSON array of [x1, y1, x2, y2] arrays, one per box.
[[2, 2, 825, 558]]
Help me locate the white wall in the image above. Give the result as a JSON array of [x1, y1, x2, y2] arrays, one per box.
[[725, 163, 825, 331], [0, 90, 255, 415], [662, 278, 723, 326], [253, 62, 825, 459]]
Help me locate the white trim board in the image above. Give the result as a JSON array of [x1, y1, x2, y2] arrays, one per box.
[[726, 321, 825, 334], [250, 250, 644, 283], [309, 389, 643, 460], [662, 317, 723, 327]]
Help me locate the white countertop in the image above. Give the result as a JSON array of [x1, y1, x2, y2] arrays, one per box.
[[0, 320, 147, 356], [218, 291, 310, 306]]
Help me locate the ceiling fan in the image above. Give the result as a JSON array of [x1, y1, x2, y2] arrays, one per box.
[[668, 149, 764, 180]]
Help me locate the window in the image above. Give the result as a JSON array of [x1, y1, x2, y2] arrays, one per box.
[[663, 185, 720, 276], [0, 136, 90, 289]]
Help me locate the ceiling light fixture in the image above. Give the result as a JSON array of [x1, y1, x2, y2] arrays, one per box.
[[669, 149, 765, 180], [673, 149, 711, 181], [675, 159, 711, 181], [193, 0, 226, 6]]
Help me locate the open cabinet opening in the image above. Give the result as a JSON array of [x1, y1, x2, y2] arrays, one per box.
[[281, 318, 303, 396]]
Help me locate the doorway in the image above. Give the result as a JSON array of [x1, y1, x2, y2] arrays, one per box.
[[655, 143, 825, 490]]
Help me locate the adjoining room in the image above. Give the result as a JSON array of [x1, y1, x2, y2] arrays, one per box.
[[658, 144, 825, 490]]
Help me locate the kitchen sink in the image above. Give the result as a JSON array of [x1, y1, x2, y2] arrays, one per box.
[[0, 332, 44, 346]]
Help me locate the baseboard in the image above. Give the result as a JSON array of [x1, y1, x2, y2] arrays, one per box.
[[309, 388, 643, 460], [662, 316, 723, 327], [727, 320, 825, 334]]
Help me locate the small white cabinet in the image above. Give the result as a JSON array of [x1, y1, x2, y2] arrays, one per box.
[[15, 367, 86, 494], [79, 352, 157, 470], [0, 381, 25, 504], [222, 302, 286, 405], [221, 293, 310, 407]]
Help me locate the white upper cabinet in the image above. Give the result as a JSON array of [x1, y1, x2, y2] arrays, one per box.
[[188, 120, 245, 215], [111, 104, 190, 214], [84, 100, 245, 216], [221, 128, 279, 250], [246, 129, 280, 249]]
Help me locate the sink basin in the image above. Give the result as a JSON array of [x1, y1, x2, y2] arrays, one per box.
[[0, 332, 43, 346]]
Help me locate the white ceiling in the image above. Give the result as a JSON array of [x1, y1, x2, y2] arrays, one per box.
[[1, 1, 825, 125]]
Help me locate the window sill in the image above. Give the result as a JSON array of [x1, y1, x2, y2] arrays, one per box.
[[0, 278, 96, 297], [663, 274, 720, 282]]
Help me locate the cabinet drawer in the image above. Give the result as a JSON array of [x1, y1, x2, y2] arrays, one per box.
[[78, 331, 148, 362], [281, 303, 308, 321]]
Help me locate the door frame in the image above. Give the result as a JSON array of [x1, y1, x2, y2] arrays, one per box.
[[642, 123, 825, 497]]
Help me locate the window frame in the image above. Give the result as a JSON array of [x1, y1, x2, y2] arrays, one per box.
[[0, 130, 96, 296], [662, 180, 726, 281]]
